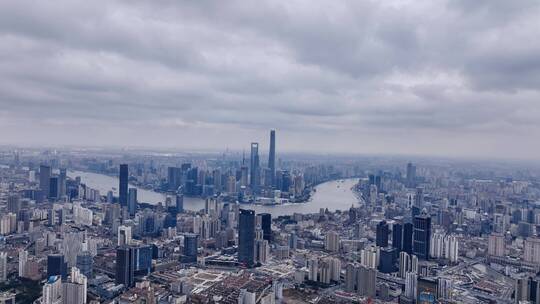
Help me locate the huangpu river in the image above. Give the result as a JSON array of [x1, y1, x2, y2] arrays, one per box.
[[68, 170, 360, 217]]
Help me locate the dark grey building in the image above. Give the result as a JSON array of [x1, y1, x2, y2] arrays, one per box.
[[413, 214, 431, 260], [116, 246, 135, 288], [119, 164, 128, 206], [392, 222, 403, 252], [183, 233, 198, 263], [238, 209, 255, 267], [268, 130, 276, 187], [376, 220, 389, 248], [176, 192, 184, 213], [40, 165, 51, 199], [403, 222, 413, 254], [76, 251, 93, 279], [250, 143, 260, 194], [379, 247, 397, 273], [47, 254, 67, 280], [259, 213, 272, 242], [128, 188, 137, 216], [49, 176, 59, 200]]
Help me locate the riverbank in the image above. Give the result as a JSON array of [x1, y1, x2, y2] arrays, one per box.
[[69, 170, 361, 217]]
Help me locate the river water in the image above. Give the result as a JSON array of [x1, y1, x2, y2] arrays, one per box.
[[68, 170, 360, 217]]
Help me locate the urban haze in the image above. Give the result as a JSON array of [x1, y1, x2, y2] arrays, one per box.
[[0, 1, 540, 304]]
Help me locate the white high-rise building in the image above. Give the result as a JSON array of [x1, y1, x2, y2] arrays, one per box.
[[43, 275, 62, 304], [255, 239, 269, 264], [404, 271, 417, 299], [0, 252, 7, 282], [488, 233, 505, 257], [18, 250, 28, 278], [324, 231, 340, 252], [524, 237, 540, 264], [444, 234, 459, 263], [360, 246, 379, 269], [117, 225, 132, 246], [437, 277, 453, 300], [327, 257, 341, 282], [399, 252, 418, 278], [72, 204, 93, 226], [62, 267, 87, 304], [430, 231, 445, 259]]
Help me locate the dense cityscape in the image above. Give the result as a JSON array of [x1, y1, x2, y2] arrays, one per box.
[[2, 0, 540, 303], [0, 129, 539, 303]]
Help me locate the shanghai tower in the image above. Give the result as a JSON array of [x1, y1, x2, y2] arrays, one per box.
[[268, 130, 276, 188]]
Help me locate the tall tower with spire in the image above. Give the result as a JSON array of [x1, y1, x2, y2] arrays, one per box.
[[268, 130, 276, 188]]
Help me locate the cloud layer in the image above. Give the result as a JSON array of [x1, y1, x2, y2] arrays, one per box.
[[1, 0, 539, 159]]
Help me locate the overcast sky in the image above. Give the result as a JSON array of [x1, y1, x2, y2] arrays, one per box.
[[0, 0, 539, 159]]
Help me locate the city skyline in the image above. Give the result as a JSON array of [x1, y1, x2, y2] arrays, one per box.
[[1, 1, 540, 159]]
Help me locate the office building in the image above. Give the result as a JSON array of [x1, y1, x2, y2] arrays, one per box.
[[119, 164, 128, 206], [127, 188, 137, 216], [413, 213, 431, 260], [40, 165, 51, 199], [134, 245, 152, 275], [268, 130, 276, 187], [58, 168, 66, 199], [259, 213, 272, 242], [238, 209, 255, 267], [379, 247, 396, 273], [406, 162, 416, 188], [392, 222, 403, 252], [76, 251, 93, 279], [376, 220, 389, 248], [250, 143, 260, 193], [183, 233, 198, 263], [47, 254, 67, 280], [7, 194, 21, 214], [403, 222, 413, 254], [49, 176, 59, 200], [116, 246, 135, 288]]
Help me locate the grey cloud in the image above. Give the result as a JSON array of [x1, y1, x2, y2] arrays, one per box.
[[0, 0, 540, 158]]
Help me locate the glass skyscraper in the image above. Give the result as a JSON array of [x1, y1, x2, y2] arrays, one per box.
[[238, 209, 255, 267], [268, 130, 276, 187], [183, 233, 198, 263], [413, 214, 431, 260], [119, 164, 128, 206], [116, 246, 135, 288], [250, 143, 260, 194]]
